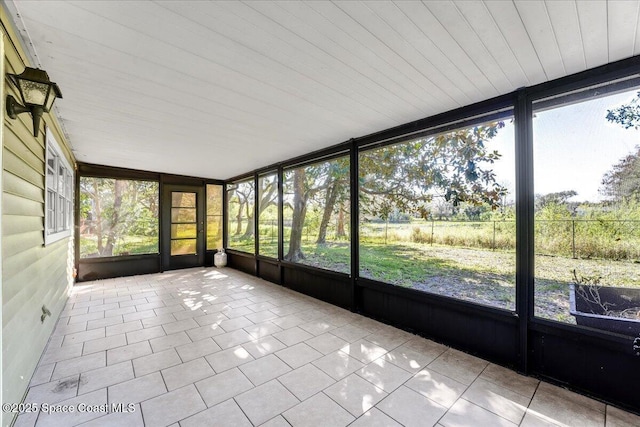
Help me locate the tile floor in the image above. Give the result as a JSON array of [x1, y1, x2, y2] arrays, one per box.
[[13, 267, 640, 427]]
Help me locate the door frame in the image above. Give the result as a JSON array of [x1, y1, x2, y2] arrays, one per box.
[[161, 184, 205, 270]]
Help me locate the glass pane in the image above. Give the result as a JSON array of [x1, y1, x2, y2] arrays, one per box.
[[171, 239, 197, 256], [207, 185, 223, 215], [57, 195, 64, 231], [172, 192, 196, 208], [358, 117, 516, 310], [207, 215, 223, 250], [58, 164, 65, 194], [79, 177, 159, 258], [259, 173, 279, 258], [171, 208, 196, 223], [283, 156, 351, 273], [227, 179, 255, 253], [46, 167, 55, 194], [19, 80, 48, 105], [171, 224, 197, 239], [533, 83, 640, 336], [65, 171, 72, 199]]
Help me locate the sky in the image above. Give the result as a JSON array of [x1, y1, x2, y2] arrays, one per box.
[[486, 88, 640, 203]]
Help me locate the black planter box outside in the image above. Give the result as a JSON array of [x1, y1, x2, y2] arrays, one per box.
[[570, 284, 640, 336]]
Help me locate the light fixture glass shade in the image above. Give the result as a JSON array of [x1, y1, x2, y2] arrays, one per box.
[[8, 67, 62, 111]]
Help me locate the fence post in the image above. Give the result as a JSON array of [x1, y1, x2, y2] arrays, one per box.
[[572, 220, 576, 259], [431, 219, 434, 246], [493, 221, 496, 251]]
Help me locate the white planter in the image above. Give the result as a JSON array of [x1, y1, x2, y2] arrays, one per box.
[[214, 249, 227, 268]]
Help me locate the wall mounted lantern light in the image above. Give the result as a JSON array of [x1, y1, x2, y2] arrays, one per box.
[[6, 67, 62, 138]]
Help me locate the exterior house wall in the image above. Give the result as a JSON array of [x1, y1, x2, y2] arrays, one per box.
[[1, 6, 75, 423]]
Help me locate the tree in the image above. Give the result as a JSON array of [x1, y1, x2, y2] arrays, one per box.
[[603, 92, 640, 201], [536, 190, 578, 209], [599, 146, 640, 202], [360, 122, 507, 218]]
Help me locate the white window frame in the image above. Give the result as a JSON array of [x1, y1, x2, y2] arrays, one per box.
[[44, 127, 73, 245]]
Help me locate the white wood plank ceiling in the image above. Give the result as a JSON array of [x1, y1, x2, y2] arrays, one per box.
[[7, 0, 640, 179]]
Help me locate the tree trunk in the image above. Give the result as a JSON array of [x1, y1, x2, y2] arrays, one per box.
[[103, 179, 125, 256], [337, 203, 346, 238], [93, 178, 104, 255], [243, 197, 255, 238], [317, 180, 338, 244], [235, 199, 245, 235], [285, 169, 308, 262]]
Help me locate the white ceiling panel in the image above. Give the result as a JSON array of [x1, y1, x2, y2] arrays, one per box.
[[6, 0, 640, 179]]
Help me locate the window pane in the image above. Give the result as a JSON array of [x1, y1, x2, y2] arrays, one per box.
[[283, 156, 350, 273], [226, 179, 255, 253], [172, 192, 196, 208], [533, 83, 640, 336], [359, 117, 516, 309], [58, 164, 65, 195], [171, 224, 197, 239], [258, 173, 278, 258], [207, 184, 223, 216], [207, 215, 223, 250], [206, 184, 223, 250], [46, 162, 55, 191], [171, 239, 197, 256], [47, 190, 55, 232], [79, 177, 159, 257], [57, 195, 64, 231], [171, 208, 196, 223]]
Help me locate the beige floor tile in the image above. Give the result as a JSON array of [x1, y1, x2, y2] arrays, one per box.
[[86, 315, 125, 331], [299, 319, 337, 336], [235, 380, 299, 425], [89, 302, 120, 313], [13, 411, 38, 427], [52, 352, 106, 380], [440, 398, 517, 427], [193, 312, 228, 327], [405, 368, 468, 408], [404, 337, 448, 360], [519, 410, 564, 427], [349, 407, 403, 427], [324, 373, 387, 416], [123, 310, 157, 323], [528, 382, 605, 427], [462, 378, 530, 424], [25, 374, 80, 404], [331, 325, 370, 343], [306, 333, 349, 355], [278, 364, 335, 401], [36, 388, 108, 427], [259, 415, 291, 427], [245, 310, 279, 324], [242, 336, 286, 359], [126, 325, 166, 344], [108, 372, 167, 404], [339, 339, 388, 364], [275, 342, 322, 369], [68, 311, 105, 325], [141, 313, 178, 328], [75, 404, 143, 426], [83, 334, 127, 355], [62, 328, 105, 346], [272, 327, 313, 346], [78, 361, 134, 395], [244, 321, 283, 338], [173, 308, 208, 321], [213, 329, 254, 349], [103, 306, 137, 318], [141, 384, 206, 427], [606, 405, 640, 427], [383, 345, 437, 373], [161, 357, 214, 390], [29, 363, 55, 387], [427, 348, 488, 386], [480, 363, 540, 399], [185, 323, 225, 341], [313, 350, 365, 380], [107, 341, 152, 365], [195, 368, 253, 407], [271, 314, 307, 329], [162, 318, 199, 335], [283, 392, 354, 426], [239, 354, 291, 385], [149, 331, 192, 352], [40, 342, 84, 365], [206, 346, 255, 372], [105, 320, 143, 337], [357, 357, 413, 393], [219, 316, 254, 332], [180, 399, 252, 427], [175, 337, 221, 362], [133, 348, 182, 377], [378, 386, 447, 427]]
